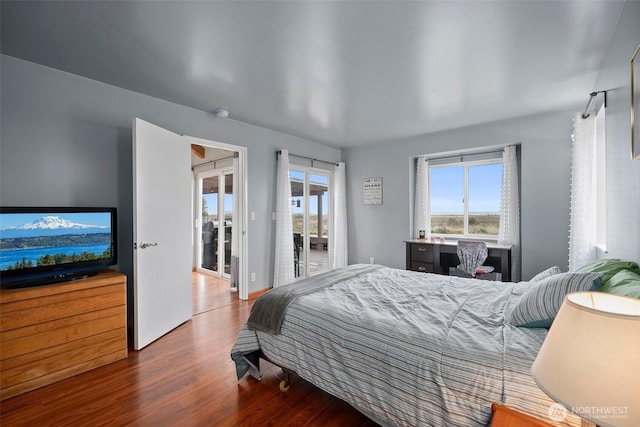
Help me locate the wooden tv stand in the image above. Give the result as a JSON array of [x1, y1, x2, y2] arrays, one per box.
[[0, 269, 127, 400]]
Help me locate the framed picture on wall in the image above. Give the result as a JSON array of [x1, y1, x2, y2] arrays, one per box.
[[632, 44, 640, 160], [363, 177, 383, 205]]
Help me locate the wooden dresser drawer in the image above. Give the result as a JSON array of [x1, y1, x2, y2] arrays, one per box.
[[411, 243, 433, 262], [0, 269, 127, 400], [406, 242, 437, 273], [411, 261, 434, 273]]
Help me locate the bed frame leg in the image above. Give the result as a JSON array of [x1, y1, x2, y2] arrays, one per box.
[[248, 364, 263, 381], [279, 369, 291, 392], [243, 356, 263, 381]]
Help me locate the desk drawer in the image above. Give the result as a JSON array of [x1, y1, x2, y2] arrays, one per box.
[[410, 244, 433, 262], [411, 261, 434, 273]]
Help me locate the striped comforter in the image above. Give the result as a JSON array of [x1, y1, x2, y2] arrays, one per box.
[[231, 266, 580, 427]]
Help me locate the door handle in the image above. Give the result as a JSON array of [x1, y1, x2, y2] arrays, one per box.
[[136, 242, 158, 249]]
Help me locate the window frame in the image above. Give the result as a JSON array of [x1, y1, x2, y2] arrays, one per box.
[[289, 164, 333, 278], [196, 166, 235, 278], [429, 157, 503, 240]]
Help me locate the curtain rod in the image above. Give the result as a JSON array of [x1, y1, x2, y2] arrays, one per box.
[[191, 153, 237, 170], [582, 90, 608, 119], [418, 145, 513, 163], [276, 150, 339, 167]]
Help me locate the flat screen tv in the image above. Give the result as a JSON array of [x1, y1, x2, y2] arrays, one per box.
[[0, 207, 117, 289]]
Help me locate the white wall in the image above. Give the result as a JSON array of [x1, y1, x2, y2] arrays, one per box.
[[0, 55, 341, 302], [593, 0, 640, 263], [343, 109, 576, 281]]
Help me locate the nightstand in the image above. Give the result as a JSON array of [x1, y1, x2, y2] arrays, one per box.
[[490, 404, 553, 427]]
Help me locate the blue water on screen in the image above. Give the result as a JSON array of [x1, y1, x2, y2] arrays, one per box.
[[0, 244, 110, 270]]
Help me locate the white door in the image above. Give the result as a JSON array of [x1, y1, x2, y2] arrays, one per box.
[[133, 118, 192, 350]]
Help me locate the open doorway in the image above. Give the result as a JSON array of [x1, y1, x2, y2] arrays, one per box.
[[190, 142, 246, 314]]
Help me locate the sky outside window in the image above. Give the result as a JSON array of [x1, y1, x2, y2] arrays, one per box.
[[468, 164, 503, 213], [290, 170, 328, 215], [430, 166, 464, 214], [202, 194, 233, 216], [430, 163, 502, 214]]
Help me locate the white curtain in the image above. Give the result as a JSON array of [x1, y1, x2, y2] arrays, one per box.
[[273, 149, 295, 287], [569, 113, 597, 271], [498, 145, 521, 281], [331, 162, 348, 269], [414, 157, 430, 240]]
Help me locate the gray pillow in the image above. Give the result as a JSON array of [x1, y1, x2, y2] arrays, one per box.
[[530, 266, 562, 282], [507, 272, 602, 328]]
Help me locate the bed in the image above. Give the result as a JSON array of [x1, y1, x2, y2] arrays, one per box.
[[231, 264, 587, 427]]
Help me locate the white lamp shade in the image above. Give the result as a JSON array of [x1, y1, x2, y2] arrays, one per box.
[[531, 292, 640, 427]]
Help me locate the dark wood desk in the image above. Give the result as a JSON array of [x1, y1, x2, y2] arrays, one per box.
[[405, 240, 513, 282]]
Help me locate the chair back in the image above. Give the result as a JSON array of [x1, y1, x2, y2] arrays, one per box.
[[456, 241, 489, 277]]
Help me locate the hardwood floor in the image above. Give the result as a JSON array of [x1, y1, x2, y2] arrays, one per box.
[[0, 273, 378, 426], [192, 271, 236, 314]]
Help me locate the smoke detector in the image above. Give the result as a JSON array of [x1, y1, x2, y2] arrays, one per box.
[[214, 109, 229, 118]]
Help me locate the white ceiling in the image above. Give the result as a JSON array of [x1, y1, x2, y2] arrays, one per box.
[[0, 1, 625, 148]]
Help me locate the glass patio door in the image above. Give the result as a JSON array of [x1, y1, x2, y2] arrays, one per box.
[[290, 168, 331, 278], [198, 169, 233, 278], [222, 172, 233, 276]]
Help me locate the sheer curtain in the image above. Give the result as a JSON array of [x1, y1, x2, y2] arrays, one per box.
[[498, 145, 521, 281], [331, 162, 348, 269], [273, 149, 295, 287], [569, 113, 597, 271], [414, 157, 430, 240]]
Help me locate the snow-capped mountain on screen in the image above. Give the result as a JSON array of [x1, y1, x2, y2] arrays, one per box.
[[12, 216, 107, 230], [1, 216, 109, 238]]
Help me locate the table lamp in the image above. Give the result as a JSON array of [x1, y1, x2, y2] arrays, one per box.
[[531, 292, 640, 427]]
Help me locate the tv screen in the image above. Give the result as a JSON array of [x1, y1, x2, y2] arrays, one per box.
[[0, 207, 117, 288]]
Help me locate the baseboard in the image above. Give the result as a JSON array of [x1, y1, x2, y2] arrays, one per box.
[[249, 287, 271, 300]]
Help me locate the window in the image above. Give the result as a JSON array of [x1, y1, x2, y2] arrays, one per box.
[[429, 156, 503, 238], [290, 167, 331, 277]]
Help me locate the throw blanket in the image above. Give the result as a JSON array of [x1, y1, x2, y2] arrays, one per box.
[[247, 264, 382, 335]]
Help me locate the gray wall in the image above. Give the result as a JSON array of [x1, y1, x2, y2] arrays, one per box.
[[2, 0, 638, 305], [343, 110, 576, 280], [593, 0, 640, 262], [0, 55, 341, 298], [343, 0, 640, 277]]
